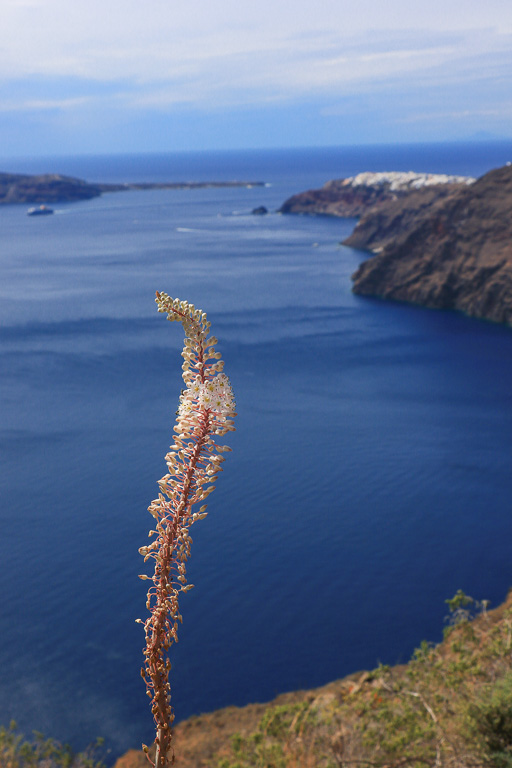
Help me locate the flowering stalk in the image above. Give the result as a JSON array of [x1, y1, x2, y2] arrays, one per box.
[[137, 293, 236, 767]]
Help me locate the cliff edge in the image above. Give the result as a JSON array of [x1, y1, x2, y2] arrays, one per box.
[[350, 165, 512, 324], [280, 167, 512, 326], [115, 591, 512, 768], [279, 171, 474, 218]]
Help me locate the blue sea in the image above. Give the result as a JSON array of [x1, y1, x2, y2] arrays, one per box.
[[1, 142, 512, 762]]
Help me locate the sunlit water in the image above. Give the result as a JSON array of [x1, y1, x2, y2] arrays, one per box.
[[1, 143, 512, 762]]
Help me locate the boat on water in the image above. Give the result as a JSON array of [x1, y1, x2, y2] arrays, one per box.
[[27, 205, 54, 216]]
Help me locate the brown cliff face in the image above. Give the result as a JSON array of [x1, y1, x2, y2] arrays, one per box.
[[279, 179, 399, 217], [343, 185, 461, 252], [350, 165, 512, 325], [278, 173, 471, 218]]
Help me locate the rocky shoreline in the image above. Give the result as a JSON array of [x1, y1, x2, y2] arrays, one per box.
[[280, 167, 512, 326], [0, 172, 265, 205]]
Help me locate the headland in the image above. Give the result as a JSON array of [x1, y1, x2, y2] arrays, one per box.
[[280, 167, 512, 325], [0, 172, 265, 205]]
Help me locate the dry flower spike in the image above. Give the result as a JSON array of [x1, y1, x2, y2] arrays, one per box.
[[138, 293, 236, 767]]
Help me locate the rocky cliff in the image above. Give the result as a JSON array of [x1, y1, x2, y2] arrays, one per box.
[[279, 171, 474, 217], [350, 165, 512, 324], [280, 167, 512, 326]]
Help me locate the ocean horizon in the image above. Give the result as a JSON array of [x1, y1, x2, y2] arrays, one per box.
[[1, 141, 512, 763], [3, 138, 512, 186]]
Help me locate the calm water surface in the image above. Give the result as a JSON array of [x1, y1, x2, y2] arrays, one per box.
[[1, 143, 512, 760]]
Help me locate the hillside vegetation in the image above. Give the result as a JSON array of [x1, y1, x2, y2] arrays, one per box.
[[115, 590, 512, 768]]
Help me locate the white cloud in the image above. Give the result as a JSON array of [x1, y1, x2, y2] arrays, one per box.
[[2, 0, 512, 83], [1, 0, 512, 151], [99, 26, 512, 117], [395, 105, 512, 124], [0, 97, 90, 113]]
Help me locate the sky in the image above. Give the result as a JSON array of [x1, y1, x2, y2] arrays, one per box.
[[2, 0, 512, 156]]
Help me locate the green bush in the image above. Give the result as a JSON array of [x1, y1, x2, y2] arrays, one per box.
[[469, 672, 512, 767], [0, 721, 105, 768]]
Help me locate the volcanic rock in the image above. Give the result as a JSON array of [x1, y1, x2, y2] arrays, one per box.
[[279, 171, 474, 218], [350, 165, 512, 325]]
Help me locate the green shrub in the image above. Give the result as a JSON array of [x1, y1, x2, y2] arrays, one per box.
[[469, 672, 512, 767], [0, 721, 105, 768]]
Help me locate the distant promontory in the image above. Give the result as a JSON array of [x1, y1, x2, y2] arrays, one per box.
[[278, 170, 475, 218], [0, 172, 265, 205], [280, 168, 512, 326]]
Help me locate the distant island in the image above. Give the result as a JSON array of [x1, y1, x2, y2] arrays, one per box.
[[0, 172, 265, 205], [280, 167, 512, 326]]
